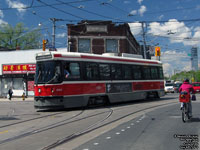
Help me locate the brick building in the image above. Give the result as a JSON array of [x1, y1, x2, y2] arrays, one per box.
[[67, 20, 141, 55]]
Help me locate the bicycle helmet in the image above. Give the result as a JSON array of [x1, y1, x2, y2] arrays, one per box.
[[184, 78, 189, 83]]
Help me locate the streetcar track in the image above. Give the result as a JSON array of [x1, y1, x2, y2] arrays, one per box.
[[0, 100, 178, 149], [0, 108, 112, 145], [41, 101, 178, 150], [0, 111, 76, 129]]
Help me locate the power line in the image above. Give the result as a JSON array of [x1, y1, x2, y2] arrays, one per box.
[[0, 0, 96, 11], [55, 0, 126, 22], [37, 0, 85, 20]]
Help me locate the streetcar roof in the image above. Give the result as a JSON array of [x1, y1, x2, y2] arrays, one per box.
[[35, 51, 162, 65]]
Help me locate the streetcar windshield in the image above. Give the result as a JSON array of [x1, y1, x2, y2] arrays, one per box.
[[35, 61, 62, 84]]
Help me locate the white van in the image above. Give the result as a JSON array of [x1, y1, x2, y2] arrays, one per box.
[[165, 83, 174, 93]]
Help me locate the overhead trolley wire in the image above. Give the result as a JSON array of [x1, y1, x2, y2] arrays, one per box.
[[55, 0, 127, 22], [37, 0, 85, 20]]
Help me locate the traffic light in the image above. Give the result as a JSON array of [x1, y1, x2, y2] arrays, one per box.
[[42, 40, 47, 51], [155, 46, 161, 56]]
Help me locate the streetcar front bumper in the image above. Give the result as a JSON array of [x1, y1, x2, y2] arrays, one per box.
[[34, 96, 64, 109]]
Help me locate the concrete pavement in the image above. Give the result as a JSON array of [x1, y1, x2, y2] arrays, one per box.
[[0, 97, 34, 101]]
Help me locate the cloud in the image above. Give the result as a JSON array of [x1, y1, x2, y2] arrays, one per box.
[[138, 5, 146, 16], [6, 0, 27, 14], [158, 50, 191, 76], [158, 15, 164, 20], [124, 1, 130, 4], [0, 19, 8, 25], [128, 22, 142, 35], [137, 0, 143, 4], [56, 33, 67, 38], [129, 10, 137, 16], [0, 10, 4, 18], [147, 19, 200, 46]]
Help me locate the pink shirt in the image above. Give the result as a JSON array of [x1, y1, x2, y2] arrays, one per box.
[[179, 82, 194, 94]]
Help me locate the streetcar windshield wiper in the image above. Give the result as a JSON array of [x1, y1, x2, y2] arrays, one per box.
[[45, 72, 59, 84]]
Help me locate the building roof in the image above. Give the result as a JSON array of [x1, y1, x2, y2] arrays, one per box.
[[0, 48, 67, 75]]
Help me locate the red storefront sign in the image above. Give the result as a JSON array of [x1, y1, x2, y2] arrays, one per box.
[[2, 64, 36, 74]]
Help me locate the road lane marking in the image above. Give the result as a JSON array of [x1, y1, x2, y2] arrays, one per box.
[[116, 132, 120, 135], [0, 130, 8, 134]]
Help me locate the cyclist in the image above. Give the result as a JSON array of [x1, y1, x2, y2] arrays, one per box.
[[179, 78, 195, 118]]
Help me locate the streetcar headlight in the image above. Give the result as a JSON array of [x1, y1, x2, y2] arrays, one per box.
[[38, 88, 41, 93]]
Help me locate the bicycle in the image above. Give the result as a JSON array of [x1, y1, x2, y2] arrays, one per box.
[[179, 91, 191, 123]]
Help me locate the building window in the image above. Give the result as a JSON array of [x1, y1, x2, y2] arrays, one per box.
[[106, 39, 118, 53], [78, 39, 90, 53]]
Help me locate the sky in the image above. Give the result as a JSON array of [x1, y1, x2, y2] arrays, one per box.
[[1, 0, 200, 76]]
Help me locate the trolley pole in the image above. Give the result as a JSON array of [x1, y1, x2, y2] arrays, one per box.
[[142, 22, 147, 59]]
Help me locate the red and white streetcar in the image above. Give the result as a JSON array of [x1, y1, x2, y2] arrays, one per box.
[[34, 52, 165, 109]]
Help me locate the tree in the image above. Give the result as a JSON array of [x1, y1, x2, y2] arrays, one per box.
[[0, 23, 41, 50], [171, 70, 200, 82]]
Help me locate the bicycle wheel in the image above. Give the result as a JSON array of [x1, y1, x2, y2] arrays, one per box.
[[182, 105, 187, 123]]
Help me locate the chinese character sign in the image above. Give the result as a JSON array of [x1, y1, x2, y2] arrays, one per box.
[[2, 64, 36, 74]]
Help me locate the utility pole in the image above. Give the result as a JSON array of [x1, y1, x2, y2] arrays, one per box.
[[50, 18, 63, 48], [141, 22, 147, 59]]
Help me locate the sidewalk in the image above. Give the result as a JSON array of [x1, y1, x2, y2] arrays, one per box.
[[0, 97, 34, 102]]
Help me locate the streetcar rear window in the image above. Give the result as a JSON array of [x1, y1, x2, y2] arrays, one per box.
[[159, 67, 164, 79]]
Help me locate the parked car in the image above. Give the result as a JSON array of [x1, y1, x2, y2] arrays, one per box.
[[165, 83, 174, 93], [173, 83, 182, 93], [192, 82, 200, 93]]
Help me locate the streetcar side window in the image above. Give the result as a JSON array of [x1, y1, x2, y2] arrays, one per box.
[[111, 64, 122, 80], [99, 64, 111, 80], [122, 65, 132, 80], [143, 66, 151, 79], [159, 67, 164, 79], [85, 62, 99, 80], [63, 62, 80, 80], [132, 66, 142, 80], [151, 67, 159, 79]]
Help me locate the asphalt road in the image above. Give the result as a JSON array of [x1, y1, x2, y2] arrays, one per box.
[[74, 94, 200, 150], [0, 94, 199, 150]]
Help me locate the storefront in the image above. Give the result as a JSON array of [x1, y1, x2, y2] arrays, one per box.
[[0, 48, 67, 97], [1, 64, 36, 97]]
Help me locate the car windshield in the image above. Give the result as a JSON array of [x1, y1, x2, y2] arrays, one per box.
[[165, 83, 173, 86], [174, 83, 182, 87], [35, 61, 62, 84]]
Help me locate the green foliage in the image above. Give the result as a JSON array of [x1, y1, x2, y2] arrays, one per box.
[[171, 70, 200, 82], [0, 23, 41, 50]]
